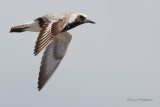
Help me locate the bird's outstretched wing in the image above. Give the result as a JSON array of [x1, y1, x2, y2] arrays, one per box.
[[38, 32, 72, 91], [34, 18, 68, 55]]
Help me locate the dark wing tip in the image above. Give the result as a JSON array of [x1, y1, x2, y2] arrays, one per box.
[[37, 76, 46, 91], [37, 77, 44, 91], [33, 50, 39, 56], [38, 85, 42, 91]]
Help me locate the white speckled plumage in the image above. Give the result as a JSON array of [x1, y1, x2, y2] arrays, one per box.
[[42, 12, 87, 23]]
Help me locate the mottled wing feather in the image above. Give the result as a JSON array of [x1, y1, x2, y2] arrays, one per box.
[[38, 32, 72, 91], [34, 18, 68, 55], [34, 23, 53, 55], [42, 12, 71, 21]]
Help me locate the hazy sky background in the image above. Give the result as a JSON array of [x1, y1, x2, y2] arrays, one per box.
[[0, 0, 160, 107]]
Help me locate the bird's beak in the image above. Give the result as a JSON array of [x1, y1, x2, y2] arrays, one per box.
[[86, 19, 95, 24]]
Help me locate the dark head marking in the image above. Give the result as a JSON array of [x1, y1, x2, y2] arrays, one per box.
[[35, 17, 51, 28], [62, 15, 95, 32], [77, 15, 87, 22], [35, 18, 45, 28]]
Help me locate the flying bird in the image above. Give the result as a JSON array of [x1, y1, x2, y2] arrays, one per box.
[[10, 12, 95, 91]]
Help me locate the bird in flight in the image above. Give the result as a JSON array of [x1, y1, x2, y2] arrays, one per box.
[[10, 12, 95, 91]]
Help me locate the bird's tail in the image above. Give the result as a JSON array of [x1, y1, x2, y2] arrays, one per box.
[[10, 20, 41, 33], [10, 24, 29, 33]]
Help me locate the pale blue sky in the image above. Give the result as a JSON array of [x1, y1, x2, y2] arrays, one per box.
[[0, 0, 160, 107]]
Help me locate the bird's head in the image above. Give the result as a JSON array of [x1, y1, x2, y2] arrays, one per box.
[[75, 13, 95, 24], [68, 13, 95, 24]]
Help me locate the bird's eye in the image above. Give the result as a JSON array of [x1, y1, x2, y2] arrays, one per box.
[[79, 15, 86, 21]]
